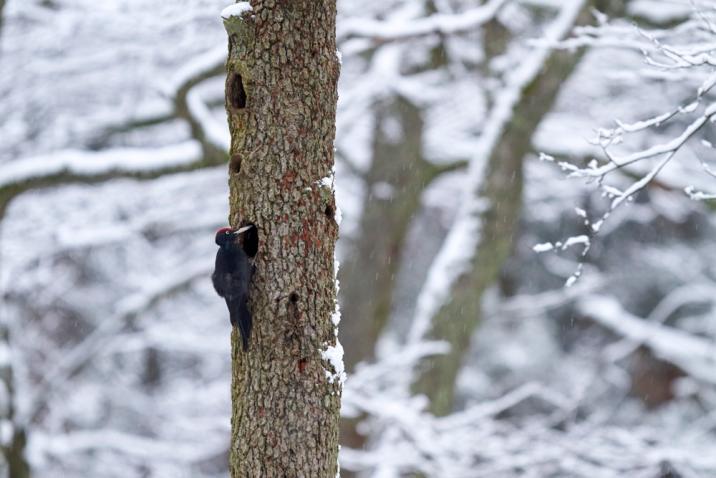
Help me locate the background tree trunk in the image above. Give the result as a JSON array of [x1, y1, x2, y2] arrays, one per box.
[[339, 97, 429, 370], [412, 2, 599, 416], [223, 1, 342, 477], [0, 329, 30, 478], [0, 0, 5, 40]]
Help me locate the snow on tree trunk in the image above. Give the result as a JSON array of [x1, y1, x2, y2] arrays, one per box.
[[222, 1, 341, 476]]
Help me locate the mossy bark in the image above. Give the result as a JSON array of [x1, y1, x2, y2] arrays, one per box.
[[412, 3, 601, 417], [223, 1, 341, 477]]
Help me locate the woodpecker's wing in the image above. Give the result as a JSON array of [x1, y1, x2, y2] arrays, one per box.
[[212, 247, 251, 299], [212, 248, 234, 297], [212, 271, 229, 297]]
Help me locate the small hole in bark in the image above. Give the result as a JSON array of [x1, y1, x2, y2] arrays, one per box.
[[298, 359, 308, 373], [240, 222, 258, 257], [229, 73, 247, 109], [324, 205, 335, 219], [230, 153, 242, 174], [289, 292, 299, 304]]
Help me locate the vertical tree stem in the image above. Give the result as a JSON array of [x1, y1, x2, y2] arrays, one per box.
[[224, 1, 342, 476]]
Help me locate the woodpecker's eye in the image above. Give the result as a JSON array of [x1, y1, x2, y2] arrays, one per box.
[[225, 230, 231, 235]]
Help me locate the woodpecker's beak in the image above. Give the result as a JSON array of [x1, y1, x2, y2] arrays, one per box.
[[235, 225, 253, 235]]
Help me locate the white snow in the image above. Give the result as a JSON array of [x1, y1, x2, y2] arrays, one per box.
[[321, 342, 347, 386], [186, 88, 231, 151], [0, 142, 202, 188], [533, 243, 555, 253], [221, 2, 252, 20], [0, 421, 13, 447], [166, 45, 227, 97], [562, 235, 589, 249], [628, 0, 691, 24], [338, 0, 508, 42]]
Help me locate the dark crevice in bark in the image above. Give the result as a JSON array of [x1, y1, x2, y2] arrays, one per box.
[[230, 153, 242, 174], [229, 73, 247, 109], [239, 223, 258, 257], [324, 204, 335, 220]]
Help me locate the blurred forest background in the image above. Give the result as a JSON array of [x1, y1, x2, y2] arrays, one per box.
[[2, 0, 716, 477]]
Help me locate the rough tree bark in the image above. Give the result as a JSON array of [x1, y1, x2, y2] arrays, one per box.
[[223, 2, 342, 477]]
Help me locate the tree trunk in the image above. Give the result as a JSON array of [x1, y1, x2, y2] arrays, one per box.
[[223, 2, 341, 477], [0, 329, 30, 478], [0, 0, 5, 40], [339, 96, 429, 370], [412, 2, 599, 416]]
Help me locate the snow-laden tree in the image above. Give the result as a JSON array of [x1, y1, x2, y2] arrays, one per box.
[[536, 1, 716, 284]]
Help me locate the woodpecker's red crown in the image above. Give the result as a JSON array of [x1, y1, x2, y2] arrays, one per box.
[[215, 227, 236, 246]]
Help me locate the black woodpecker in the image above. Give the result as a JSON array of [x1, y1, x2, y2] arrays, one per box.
[[212, 225, 254, 350]]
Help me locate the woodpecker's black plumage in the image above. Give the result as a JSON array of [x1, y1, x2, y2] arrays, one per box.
[[212, 226, 253, 351]]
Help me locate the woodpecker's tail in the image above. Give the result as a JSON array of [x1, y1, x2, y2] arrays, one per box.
[[228, 296, 252, 351]]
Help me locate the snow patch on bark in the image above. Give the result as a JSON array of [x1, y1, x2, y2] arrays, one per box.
[[322, 258, 345, 386], [322, 342, 347, 386], [221, 2, 252, 20]]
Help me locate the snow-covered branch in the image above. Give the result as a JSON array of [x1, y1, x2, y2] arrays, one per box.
[[93, 46, 228, 152], [409, 0, 588, 343], [0, 142, 201, 192], [338, 0, 508, 43], [25, 261, 212, 422], [343, 363, 716, 476], [0, 142, 213, 216], [171, 46, 229, 156], [537, 6, 716, 282], [38, 429, 225, 463], [0, 44, 231, 214], [579, 295, 716, 385]]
